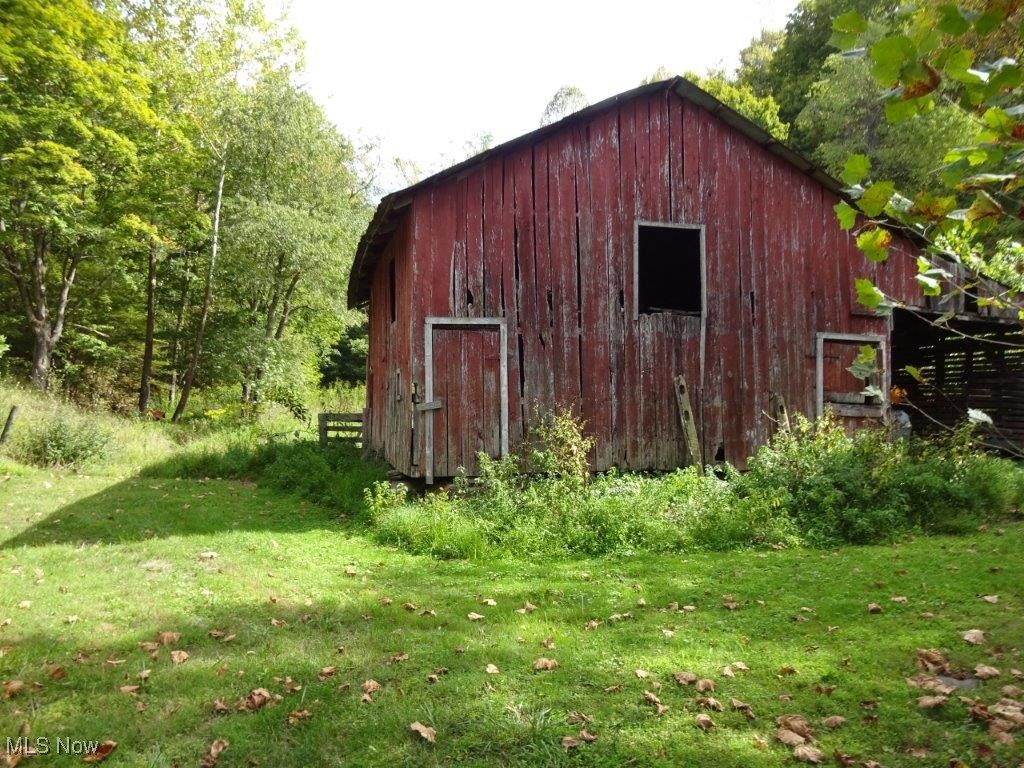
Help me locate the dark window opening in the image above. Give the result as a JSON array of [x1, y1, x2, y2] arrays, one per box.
[[388, 259, 396, 323], [637, 224, 702, 315]]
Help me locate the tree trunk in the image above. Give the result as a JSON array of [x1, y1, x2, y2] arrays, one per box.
[[30, 332, 53, 391], [139, 239, 158, 415], [172, 147, 227, 423]]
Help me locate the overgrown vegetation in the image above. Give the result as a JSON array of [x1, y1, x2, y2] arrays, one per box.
[[369, 411, 1024, 560]]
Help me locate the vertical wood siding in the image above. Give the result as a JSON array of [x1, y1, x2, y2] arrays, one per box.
[[366, 90, 942, 476]]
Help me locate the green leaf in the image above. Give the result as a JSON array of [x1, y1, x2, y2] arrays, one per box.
[[870, 35, 916, 84], [834, 201, 858, 230], [965, 191, 1004, 226], [884, 96, 922, 123], [903, 365, 924, 382], [936, 4, 972, 35], [841, 154, 872, 185], [855, 278, 886, 309], [833, 10, 868, 34], [857, 181, 896, 217], [857, 226, 893, 262], [916, 272, 943, 296], [847, 344, 878, 379]]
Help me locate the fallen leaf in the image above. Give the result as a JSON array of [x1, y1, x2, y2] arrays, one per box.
[[270, 618, 287, 628], [776, 714, 814, 738], [47, 665, 66, 681], [212, 698, 229, 714], [16, 601, 30, 610], [155, 631, 180, 646], [485, 664, 499, 674], [391, 652, 409, 664], [695, 713, 715, 730], [695, 678, 715, 693], [237, 687, 279, 712], [634, 669, 649, 679], [579, 730, 598, 743], [821, 715, 846, 728], [407, 720, 436, 745], [200, 738, 228, 768], [777, 728, 806, 747], [731, 661, 749, 671], [318, 666, 337, 680], [533, 657, 559, 671], [673, 671, 697, 686], [119, 685, 140, 695], [867, 603, 883, 614], [481, 598, 497, 606], [793, 744, 824, 764], [975, 664, 1000, 680], [170, 650, 189, 664], [916, 648, 949, 674], [833, 750, 856, 766], [402, 602, 417, 611], [345, 565, 357, 576], [890, 595, 908, 603], [643, 690, 668, 715], [697, 696, 723, 711], [81, 741, 117, 763], [917, 695, 947, 709], [467, 612, 484, 621], [517, 602, 537, 614], [962, 629, 986, 645], [542, 637, 555, 649], [730, 697, 755, 719], [980, 595, 999, 604], [566, 711, 592, 725], [287, 709, 311, 725]]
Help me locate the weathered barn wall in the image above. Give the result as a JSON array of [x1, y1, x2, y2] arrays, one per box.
[[363, 86, 998, 477]]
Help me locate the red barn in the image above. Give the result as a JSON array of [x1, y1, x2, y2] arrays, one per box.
[[348, 77, 1024, 481]]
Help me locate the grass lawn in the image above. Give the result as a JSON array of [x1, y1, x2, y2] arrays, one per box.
[[1, 466, 1022, 766]]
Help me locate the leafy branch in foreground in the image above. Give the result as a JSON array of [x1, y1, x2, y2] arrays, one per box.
[[830, 1, 1024, 320]]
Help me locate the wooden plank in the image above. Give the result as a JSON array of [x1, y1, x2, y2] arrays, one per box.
[[674, 374, 703, 472], [618, 101, 642, 467]]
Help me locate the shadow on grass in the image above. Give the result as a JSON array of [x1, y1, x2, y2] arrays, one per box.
[[0, 439, 387, 549]]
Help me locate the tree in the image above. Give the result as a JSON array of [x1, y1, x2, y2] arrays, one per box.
[[692, 71, 790, 142], [796, 55, 978, 193], [540, 86, 589, 126], [765, 0, 896, 144], [736, 28, 786, 96], [0, 0, 154, 389]]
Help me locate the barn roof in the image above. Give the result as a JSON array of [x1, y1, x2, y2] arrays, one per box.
[[346, 76, 878, 309]]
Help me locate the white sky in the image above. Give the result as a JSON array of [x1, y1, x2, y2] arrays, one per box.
[[274, 0, 798, 192]]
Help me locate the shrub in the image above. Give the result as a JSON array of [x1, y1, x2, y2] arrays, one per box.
[[15, 416, 111, 468]]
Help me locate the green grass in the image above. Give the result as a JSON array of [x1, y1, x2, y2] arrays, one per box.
[[1, 465, 1023, 766]]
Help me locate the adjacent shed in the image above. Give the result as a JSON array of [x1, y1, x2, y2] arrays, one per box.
[[348, 77, 1023, 481]]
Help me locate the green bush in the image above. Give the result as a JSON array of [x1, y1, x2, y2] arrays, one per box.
[[15, 416, 111, 468], [368, 409, 1023, 560]]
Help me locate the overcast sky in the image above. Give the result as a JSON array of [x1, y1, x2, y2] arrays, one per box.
[[273, 0, 798, 191]]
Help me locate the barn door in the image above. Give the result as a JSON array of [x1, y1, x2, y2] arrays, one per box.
[[422, 318, 508, 483], [815, 332, 888, 429]]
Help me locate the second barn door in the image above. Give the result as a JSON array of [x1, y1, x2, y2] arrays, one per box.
[[425, 319, 507, 479]]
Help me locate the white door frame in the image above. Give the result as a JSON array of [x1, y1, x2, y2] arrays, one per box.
[[421, 316, 509, 484], [815, 331, 888, 418]]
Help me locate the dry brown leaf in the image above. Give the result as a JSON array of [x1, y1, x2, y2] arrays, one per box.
[[961, 629, 986, 645], [792, 744, 824, 764], [634, 669, 649, 679], [584, 619, 602, 630], [980, 594, 999, 604], [917, 695, 947, 709], [402, 602, 417, 611], [778, 665, 797, 677], [237, 687, 278, 712], [697, 696, 723, 711], [916, 648, 949, 674], [695, 713, 715, 730], [287, 709, 311, 725], [975, 664, 1000, 680], [485, 664, 499, 675], [721, 665, 736, 676], [904, 746, 928, 757], [777, 728, 806, 747], [119, 685, 139, 695], [833, 750, 856, 766], [752, 734, 767, 750], [867, 603, 883, 614], [212, 698, 229, 714], [566, 711, 592, 725], [541, 637, 555, 649], [344, 565, 357, 576], [47, 665, 66, 681], [2, 680, 25, 700], [1001, 684, 1023, 698], [467, 612, 484, 621], [200, 738, 228, 768], [81, 741, 117, 763], [731, 661, 749, 671], [170, 650, 189, 664], [673, 671, 697, 686], [560, 737, 580, 749], [695, 678, 715, 693], [579, 730, 598, 743], [533, 657, 559, 671], [821, 715, 846, 728], [155, 631, 180, 646], [391, 652, 409, 664], [776, 714, 814, 738], [517, 602, 537, 614], [890, 595, 908, 603]]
